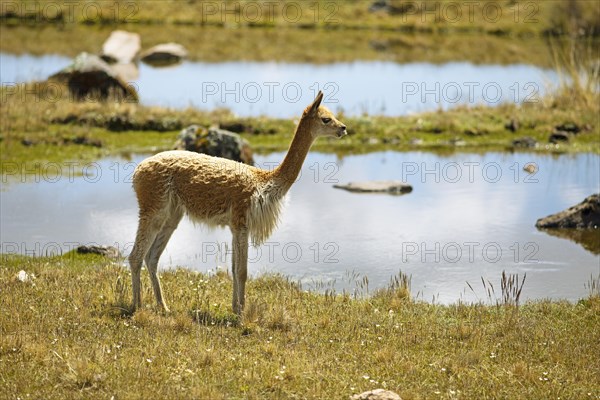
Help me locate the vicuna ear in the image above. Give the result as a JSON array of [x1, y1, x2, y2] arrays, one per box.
[[309, 91, 324, 114]]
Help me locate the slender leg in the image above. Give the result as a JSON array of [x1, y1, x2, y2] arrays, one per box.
[[231, 241, 238, 313], [145, 209, 183, 312], [231, 228, 249, 315], [128, 213, 164, 311]]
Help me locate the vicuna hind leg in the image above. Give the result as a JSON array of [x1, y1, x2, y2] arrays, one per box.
[[145, 208, 183, 312], [129, 213, 167, 311]]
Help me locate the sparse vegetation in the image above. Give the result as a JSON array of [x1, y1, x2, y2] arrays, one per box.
[[1, 254, 599, 399], [548, 36, 600, 110], [2, 79, 598, 181]]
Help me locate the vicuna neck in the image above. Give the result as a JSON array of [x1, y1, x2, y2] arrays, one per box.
[[270, 117, 315, 193]]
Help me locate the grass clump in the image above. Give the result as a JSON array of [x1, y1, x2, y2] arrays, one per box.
[[1, 254, 599, 399]]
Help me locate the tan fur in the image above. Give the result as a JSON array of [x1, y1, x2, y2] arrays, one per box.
[[128, 91, 346, 314]]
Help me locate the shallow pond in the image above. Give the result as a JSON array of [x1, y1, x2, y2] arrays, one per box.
[[1, 52, 558, 117], [2, 151, 599, 303]]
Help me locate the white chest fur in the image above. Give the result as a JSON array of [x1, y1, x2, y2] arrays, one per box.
[[247, 183, 288, 245]]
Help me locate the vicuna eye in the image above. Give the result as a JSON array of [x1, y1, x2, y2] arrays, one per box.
[[322, 118, 331, 124]]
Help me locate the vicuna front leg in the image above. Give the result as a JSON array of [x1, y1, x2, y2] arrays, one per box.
[[144, 209, 183, 312], [231, 228, 249, 316]]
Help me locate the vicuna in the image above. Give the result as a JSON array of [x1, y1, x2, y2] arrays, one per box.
[[128, 91, 346, 315]]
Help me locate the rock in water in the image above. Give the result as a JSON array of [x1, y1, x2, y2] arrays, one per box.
[[351, 389, 402, 400], [101, 30, 141, 64], [333, 181, 413, 195], [523, 163, 537, 173], [535, 194, 600, 229], [140, 43, 188, 66], [174, 125, 254, 165], [49, 52, 138, 101]]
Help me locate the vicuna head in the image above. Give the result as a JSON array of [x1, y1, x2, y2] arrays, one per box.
[[302, 91, 347, 139]]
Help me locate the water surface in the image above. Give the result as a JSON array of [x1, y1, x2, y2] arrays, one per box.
[[0, 53, 558, 117], [2, 151, 598, 303]]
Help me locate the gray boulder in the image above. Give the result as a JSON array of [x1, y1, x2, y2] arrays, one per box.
[[101, 30, 141, 64], [140, 43, 188, 66], [334, 181, 412, 195], [512, 136, 537, 149], [555, 122, 581, 134], [351, 389, 402, 400], [77, 245, 122, 259], [536, 194, 600, 229], [174, 125, 254, 165], [549, 131, 571, 143], [49, 52, 138, 101]]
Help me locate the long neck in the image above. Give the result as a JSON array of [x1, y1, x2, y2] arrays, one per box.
[[270, 118, 315, 193]]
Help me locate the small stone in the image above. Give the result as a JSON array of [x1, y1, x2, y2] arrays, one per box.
[[350, 389, 402, 400], [523, 163, 537, 173], [449, 138, 466, 146], [512, 136, 537, 148], [140, 43, 188, 67], [549, 131, 570, 144], [555, 122, 580, 134], [333, 181, 412, 195], [16, 270, 31, 283]]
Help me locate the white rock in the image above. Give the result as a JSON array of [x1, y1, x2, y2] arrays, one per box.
[[17, 270, 30, 282], [102, 30, 141, 64]]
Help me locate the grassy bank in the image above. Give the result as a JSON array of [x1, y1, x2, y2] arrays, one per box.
[[2, 1, 598, 67], [1, 80, 599, 180], [1, 0, 599, 36], [0, 23, 558, 66], [1, 254, 599, 399]]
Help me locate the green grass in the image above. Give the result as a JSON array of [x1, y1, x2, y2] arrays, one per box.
[[1, 80, 598, 181], [2, 0, 599, 36], [1, 254, 599, 399]]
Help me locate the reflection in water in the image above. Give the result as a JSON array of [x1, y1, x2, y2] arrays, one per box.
[[0, 53, 558, 117], [1, 151, 599, 304], [538, 228, 600, 255]]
